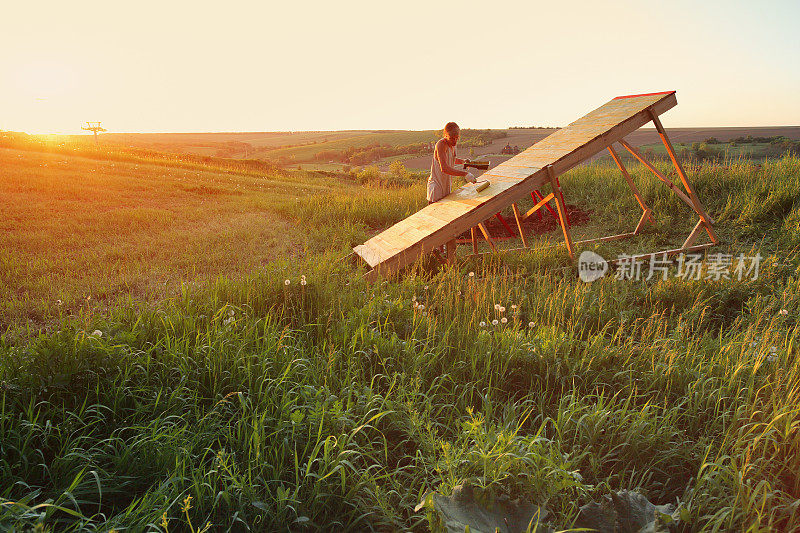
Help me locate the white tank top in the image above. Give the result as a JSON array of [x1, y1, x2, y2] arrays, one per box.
[[427, 140, 456, 203]]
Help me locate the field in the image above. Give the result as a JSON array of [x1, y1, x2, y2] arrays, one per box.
[[1, 138, 800, 531], [84, 126, 800, 173]]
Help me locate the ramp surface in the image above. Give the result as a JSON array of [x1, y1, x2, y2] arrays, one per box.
[[354, 91, 678, 277]]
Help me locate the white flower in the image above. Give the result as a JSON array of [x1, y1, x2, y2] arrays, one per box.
[[501, 317, 507, 324], [469, 272, 475, 277], [301, 275, 306, 281], [300, 279, 307, 286], [417, 304, 425, 311], [499, 306, 506, 313], [56, 299, 62, 306], [479, 321, 486, 327], [494, 304, 501, 310], [492, 319, 499, 326], [284, 279, 290, 286], [91, 330, 102, 337], [779, 309, 788, 315], [511, 305, 517, 310], [528, 321, 535, 328]]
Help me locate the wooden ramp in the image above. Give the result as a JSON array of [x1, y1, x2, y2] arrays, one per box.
[[354, 91, 717, 279]]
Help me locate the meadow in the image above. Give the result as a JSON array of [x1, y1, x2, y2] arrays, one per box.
[[1, 139, 799, 531]]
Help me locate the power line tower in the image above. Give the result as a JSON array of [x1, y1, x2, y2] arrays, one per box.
[[82, 121, 106, 144]]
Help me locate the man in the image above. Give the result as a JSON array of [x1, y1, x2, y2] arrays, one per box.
[[427, 122, 476, 204]]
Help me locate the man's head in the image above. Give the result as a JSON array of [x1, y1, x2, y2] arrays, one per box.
[[443, 122, 460, 146]]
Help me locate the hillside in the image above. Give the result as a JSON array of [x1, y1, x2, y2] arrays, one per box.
[[1, 142, 799, 531]]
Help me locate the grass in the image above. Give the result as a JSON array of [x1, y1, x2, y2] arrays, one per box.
[[253, 130, 439, 164], [1, 142, 799, 531]]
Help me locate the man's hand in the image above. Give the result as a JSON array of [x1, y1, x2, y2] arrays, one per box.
[[464, 172, 476, 183]]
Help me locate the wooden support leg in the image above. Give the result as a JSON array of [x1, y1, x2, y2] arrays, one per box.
[[547, 166, 575, 260], [533, 190, 558, 219], [512, 203, 528, 248], [477, 223, 497, 252], [494, 213, 516, 237], [682, 219, 705, 249], [618, 139, 696, 211], [649, 112, 718, 244], [530, 192, 543, 220], [523, 192, 556, 220], [470, 227, 478, 255], [555, 176, 570, 226], [634, 208, 652, 235], [608, 144, 654, 223], [446, 239, 457, 265]]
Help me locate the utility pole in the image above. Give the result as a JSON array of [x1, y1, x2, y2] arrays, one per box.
[[82, 121, 106, 144]]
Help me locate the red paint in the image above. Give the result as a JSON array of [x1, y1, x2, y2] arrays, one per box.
[[613, 90, 675, 100], [495, 213, 516, 237]]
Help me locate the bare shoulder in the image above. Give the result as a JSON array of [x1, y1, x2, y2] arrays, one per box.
[[434, 138, 450, 155]]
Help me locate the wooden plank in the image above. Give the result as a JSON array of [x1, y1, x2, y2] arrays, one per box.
[[446, 239, 457, 264], [617, 139, 696, 210], [512, 203, 528, 248], [634, 208, 652, 235], [522, 192, 555, 220], [682, 219, 706, 249], [650, 112, 718, 243], [471, 227, 478, 254], [477, 223, 497, 252], [548, 166, 575, 260], [608, 144, 651, 216]]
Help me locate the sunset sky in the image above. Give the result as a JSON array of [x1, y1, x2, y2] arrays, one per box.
[[2, 0, 798, 134]]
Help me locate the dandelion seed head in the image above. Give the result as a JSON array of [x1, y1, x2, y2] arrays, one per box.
[[492, 319, 499, 326], [494, 304, 501, 310], [284, 279, 290, 286], [479, 321, 486, 327], [499, 306, 506, 313], [528, 321, 535, 328], [424, 285, 429, 290], [501, 317, 507, 324], [511, 304, 517, 310], [91, 330, 102, 337], [779, 309, 788, 315], [300, 279, 307, 286], [56, 299, 62, 306], [469, 271, 475, 277]]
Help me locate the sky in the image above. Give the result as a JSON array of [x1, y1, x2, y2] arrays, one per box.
[[1, 0, 799, 134]]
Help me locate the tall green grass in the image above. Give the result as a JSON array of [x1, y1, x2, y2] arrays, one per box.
[[1, 156, 798, 530]]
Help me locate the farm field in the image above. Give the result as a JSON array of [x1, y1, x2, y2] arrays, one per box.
[[83, 126, 800, 172], [1, 140, 800, 531]]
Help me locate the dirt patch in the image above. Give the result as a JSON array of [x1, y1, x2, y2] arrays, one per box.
[[457, 203, 590, 241]]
